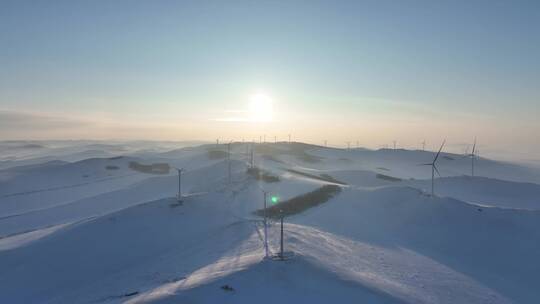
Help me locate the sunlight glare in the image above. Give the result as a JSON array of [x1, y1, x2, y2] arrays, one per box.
[[249, 93, 273, 122]]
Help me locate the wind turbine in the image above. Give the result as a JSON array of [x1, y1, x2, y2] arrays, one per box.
[[420, 140, 446, 196], [466, 137, 477, 177]]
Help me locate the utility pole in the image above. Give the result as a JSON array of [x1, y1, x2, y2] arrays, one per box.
[[288, 134, 291, 144], [274, 136, 277, 144], [393, 140, 397, 150], [263, 191, 269, 258], [422, 140, 426, 151], [264, 134, 266, 143], [216, 139, 219, 147]]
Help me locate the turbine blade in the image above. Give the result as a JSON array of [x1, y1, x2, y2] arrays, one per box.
[[433, 165, 441, 177], [433, 139, 446, 163]]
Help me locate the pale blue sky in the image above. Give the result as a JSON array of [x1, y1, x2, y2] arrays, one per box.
[[0, 0, 539, 160]]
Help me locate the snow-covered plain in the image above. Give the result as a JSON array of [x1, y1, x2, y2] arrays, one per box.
[[0, 141, 539, 303]]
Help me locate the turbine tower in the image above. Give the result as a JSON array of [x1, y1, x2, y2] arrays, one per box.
[[250, 145, 255, 168], [262, 190, 269, 258], [420, 140, 446, 196], [466, 137, 477, 177], [176, 168, 184, 202], [227, 142, 231, 184]]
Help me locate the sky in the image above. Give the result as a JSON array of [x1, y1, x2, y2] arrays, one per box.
[[0, 0, 539, 161]]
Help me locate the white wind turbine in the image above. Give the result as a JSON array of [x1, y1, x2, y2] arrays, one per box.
[[420, 140, 446, 196]]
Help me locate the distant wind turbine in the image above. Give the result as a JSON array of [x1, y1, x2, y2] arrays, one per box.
[[420, 140, 446, 196], [465, 137, 477, 177]]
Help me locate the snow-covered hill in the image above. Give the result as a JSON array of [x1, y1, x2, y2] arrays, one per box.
[[0, 141, 539, 303]]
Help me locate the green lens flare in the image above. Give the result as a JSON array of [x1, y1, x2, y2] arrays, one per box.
[[271, 196, 279, 204]]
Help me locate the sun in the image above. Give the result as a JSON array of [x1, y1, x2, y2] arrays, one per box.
[[248, 93, 273, 122]]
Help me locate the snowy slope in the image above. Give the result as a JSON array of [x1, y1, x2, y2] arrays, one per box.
[[1, 141, 539, 304], [407, 176, 540, 210], [292, 187, 540, 303]]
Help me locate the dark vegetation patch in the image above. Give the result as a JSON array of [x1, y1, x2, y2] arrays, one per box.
[[254, 143, 323, 163], [20, 144, 44, 149], [255, 185, 342, 218], [221, 285, 235, 292], [262, 154, 286, 164], [287, 169, 347, 185], [376, 173, 402, 182], [100, 291, 139, 301], [105, 165, 120, 170], [1, 143, 44, 150], [129, 161, 170, 174], [207, 150, 229, 160], [246, 167, 280, 183]]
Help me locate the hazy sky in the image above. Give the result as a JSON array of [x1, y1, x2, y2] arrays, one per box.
[[1, 1, 539, 160]]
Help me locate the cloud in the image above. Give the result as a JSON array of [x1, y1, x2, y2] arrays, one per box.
[[0, 110, 92, 139]]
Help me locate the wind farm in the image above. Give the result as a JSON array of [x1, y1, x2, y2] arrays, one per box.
[[1, 1, 540, 303]]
